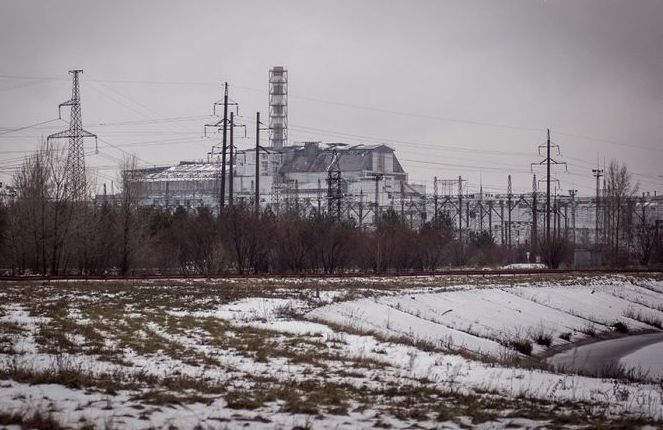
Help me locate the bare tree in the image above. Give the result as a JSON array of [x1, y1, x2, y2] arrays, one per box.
[[7, 143, 74, 274], [0, 203, 7, 270], [538, 233, 572, 268], [47, 142, 76, 274], [175, 207, 225, 274], [118, 155, 144, 275], [307, 214, 354, 274], [417, 213, 455, 270], [67, 173, 103, 274], [272, 214, 310, 273], [633, 200, 658, 266], [604, 160, 638, 265], [221, 204, 265, 274]]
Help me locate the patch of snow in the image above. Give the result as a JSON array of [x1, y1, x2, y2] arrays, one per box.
[[311, 280, 663, 357], [502, 263, 547, 269], [168, 297, 306, 322]]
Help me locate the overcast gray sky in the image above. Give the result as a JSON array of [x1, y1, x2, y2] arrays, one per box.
[[1, 0, 662, 196]]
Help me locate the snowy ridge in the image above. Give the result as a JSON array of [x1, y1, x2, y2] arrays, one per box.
[[310, 280, 663, 357], [1, 276, 662, 428]]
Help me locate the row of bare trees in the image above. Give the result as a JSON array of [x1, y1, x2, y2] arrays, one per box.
[[0, 199, 574, 275], [93, 204, 522, 275], [0, 147, 659, 275], [602, 160, 661, 266], [0, 145, 141, 275]]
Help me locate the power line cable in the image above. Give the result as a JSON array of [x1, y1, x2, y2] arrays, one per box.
[[0, 118, 60, 136]]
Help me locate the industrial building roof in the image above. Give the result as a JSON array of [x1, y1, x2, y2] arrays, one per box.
[[130, 162, 219, 182], [280, 143, 406, 174]]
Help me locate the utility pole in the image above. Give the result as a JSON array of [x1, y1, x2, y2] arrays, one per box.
[[479, 197, 484, 232], [374, 174, 383, 225], [295, 179, 300, 214], [479, 179, 484, 232], [500, 200, 505, 245], [555, 195, 561, 239], [568, 189, 577, 245], [359, 189, 364, 228], [458, 176, 463, 242], [400, 181, 405, 219], [204, 82, 238, 210], [531, 129, 566, 253], [255, 112, 261, 212], [229, 111, 234, 206], [546, 130, 551, 245], [531, 174, 538, 253], [507, 175, 513, 249], [592, 168, 604, 245], [220, 83, 229, 208], [433, 176, 439, 220], [47, 70, 97, 201], [564, 201, 568, 239], [602, 167, 607, 247], [488, 201, 493, 239], [412, 197, 416, 228]]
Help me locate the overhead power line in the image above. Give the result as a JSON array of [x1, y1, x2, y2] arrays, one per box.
[[4, 72, 659, 155], [0, 118, 60, 136]]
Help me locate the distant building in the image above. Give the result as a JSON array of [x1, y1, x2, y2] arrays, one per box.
[[277, 142, 416, 208], [102, 141, 663, 238], [127, 162, 219, 210], [116, 141, 424, 223]]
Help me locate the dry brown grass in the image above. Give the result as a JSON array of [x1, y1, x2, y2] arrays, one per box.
[[1, 274, 662, 427], [0, 409, 65, 430], [0, 359, 139, 394]]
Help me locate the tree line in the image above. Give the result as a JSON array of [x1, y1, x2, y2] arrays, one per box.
[[0, 146, 659, 275]]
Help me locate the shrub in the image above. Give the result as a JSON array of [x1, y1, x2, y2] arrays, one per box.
[[581, 323, 597, 337], [612, 322, 628, 333], [510, 339, 533, 355], [532, 330, 553, 347]]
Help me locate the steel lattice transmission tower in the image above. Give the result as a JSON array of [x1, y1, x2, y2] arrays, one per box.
[[269, 66, 288, 149], [326, 148, 343, 219], [47, 70, 97, 200]]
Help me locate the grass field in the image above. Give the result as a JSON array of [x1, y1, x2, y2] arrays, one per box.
[[0, 273, 662, 429]]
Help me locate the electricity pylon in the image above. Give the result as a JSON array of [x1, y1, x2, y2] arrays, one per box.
[[47, 70, 97, 201]]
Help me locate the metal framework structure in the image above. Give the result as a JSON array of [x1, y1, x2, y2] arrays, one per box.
[[204, 83, 238, 208], [531, 129, 567, 246], [269, 66, 288, 149], [326, 149, 343, 219], [47, 70, 97, 201], [592, 168, 604, 244]]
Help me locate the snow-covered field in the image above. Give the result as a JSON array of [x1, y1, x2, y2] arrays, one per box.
[[0, 274, 662, 429], [310, 276, 663, 357]]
